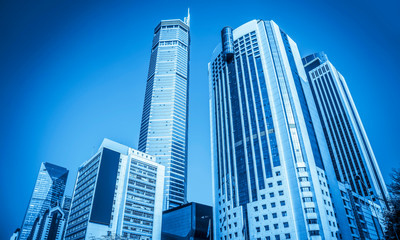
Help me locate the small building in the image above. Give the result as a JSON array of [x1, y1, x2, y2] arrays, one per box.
[[162, 202, 213, 240], [64, 138, 165, 240]]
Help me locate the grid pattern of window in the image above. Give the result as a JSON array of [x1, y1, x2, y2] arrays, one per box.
[[308, 63, 371, 196], [65, 154, 101, 240], [121, 159, 159, 239], [138, 19, 190, 210]]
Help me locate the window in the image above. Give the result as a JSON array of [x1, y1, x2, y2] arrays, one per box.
[[282, 211, 287, 217], [303, 197, 313, 202], [279, 190, 284, 196], [280, 201, 286, 206], [309, 230, 320, 236], [276, 171, 281, 176], [265, 225, 270, 231], [275, 235, 281, 240], [277, 181, 282, 186], [270, 192, 275, 198], [272, 213, 277, 218], [261, 194, 266, 199], [299, 177, 309, 182], [305, 208, 315, 213], [283, 222, 289, 228], [262, 204, 267, 210], [274, 224, 279, 229], [301, 187, 311, 192], [285, 233, 291, 239], [254, 206, 258, 211], [255, 216, 259, 222], [297, 167, 306, 172], [307, 219, 318, 224], [256, 227, 260, 232], [271, 202, 276, 208], [263, 214, 268, 220], [268, 183, 273, 188]]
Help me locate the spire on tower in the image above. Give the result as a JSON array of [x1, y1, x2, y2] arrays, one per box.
[[184, 8, 190, 27]]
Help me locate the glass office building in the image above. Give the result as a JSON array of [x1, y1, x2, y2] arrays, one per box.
[[138, 13, 190, 210], [64, 139, 164, 240], [303, 52, 387, 239], [161, 202, 213, 240], [209, 20, 339, 239], [19, 162, 68, 240], [27, 204, 69, 240]]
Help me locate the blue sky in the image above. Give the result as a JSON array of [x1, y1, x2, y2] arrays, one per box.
[[0, 0, 399, 238]]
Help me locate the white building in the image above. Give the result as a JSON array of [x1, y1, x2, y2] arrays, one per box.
[[64, 139, 165, 240], [209, 20, 338, 240]]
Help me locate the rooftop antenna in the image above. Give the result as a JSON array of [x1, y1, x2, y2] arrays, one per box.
[[184, 8, 190, 27]]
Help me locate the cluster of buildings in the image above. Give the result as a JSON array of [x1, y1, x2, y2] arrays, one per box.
[[12, 12, 389, 240]]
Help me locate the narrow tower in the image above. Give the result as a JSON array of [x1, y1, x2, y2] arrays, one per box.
[[138, 13, 190, 210]]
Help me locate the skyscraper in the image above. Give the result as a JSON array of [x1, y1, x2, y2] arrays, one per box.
[[64, 139, 165, 240], [303, 52, 387, 239], [19, 162, 68, 240], [138, 12, 190, 210], [209, 20, 339, 239]]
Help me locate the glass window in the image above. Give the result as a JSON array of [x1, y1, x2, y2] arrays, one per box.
[[283, 222, 289, 228]]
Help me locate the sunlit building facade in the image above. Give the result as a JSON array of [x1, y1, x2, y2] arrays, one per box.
[[209, 20, 339, 240], [303, 52, 387, 239], [138, 14, 191, 210], [19, 162, 68, 240], [64, 139, 164, 240]]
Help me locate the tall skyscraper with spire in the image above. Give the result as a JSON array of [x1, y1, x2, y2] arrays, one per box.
[[19, 162, 68, 240], [138, 12, 190, 210]]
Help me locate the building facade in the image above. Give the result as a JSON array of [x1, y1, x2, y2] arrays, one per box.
[[302, 52, 387, 239], [64, 139, 164, 240], [209, 20, 340, 240], [138, 14, 190, 210], [161, 202, 213, 240], [19, 162, 69, 240], [27, 195, 71, 240], [28, 204, 68, 240]]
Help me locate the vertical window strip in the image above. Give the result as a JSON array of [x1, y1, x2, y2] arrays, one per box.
[[324, 73, 370, 195], [248, 54, 269, 186], [309, 80, 343, 182], [243, 54, 265, 192], [216, 67, 226, 195], [316, 77, 359, 193], [255, 57, 280, 168], [337, 75, 387, 200], [265, 22, 304, 164], [239, 54, 258, 202], [221, 68, 231, 201], [280, 31, 324, 169], [224, 64, 238, 207], [229, 58, 249, 206]]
